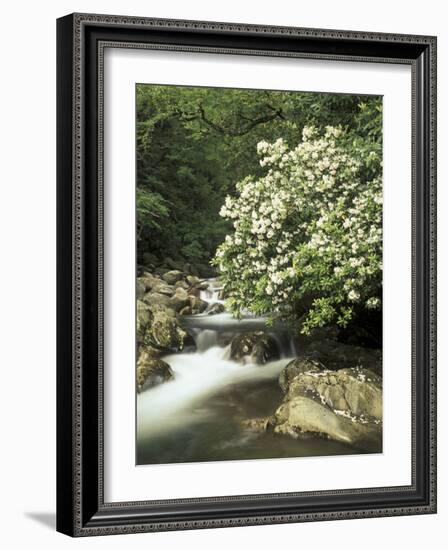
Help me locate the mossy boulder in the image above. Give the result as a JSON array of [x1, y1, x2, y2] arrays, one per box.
[[162, 270, 184, 285], [149, 308, 187, 351], [142, 292, 171, 309], [136, 352, 174, 391], [137, 300, 152, 349], [139, 273, 160, 292], [137, 300, 186, 352], [151, 283, 175, 297]]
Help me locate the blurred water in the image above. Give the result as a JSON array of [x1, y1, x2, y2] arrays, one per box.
[[136, 279, 356, 464]]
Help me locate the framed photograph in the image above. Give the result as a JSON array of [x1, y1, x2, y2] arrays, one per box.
[[56, 13, 437, 536]]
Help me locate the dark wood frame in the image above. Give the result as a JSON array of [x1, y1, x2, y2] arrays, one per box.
[[57, 13, 437, 537]]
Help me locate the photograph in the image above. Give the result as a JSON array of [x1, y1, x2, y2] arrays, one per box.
[[135, 84, 384, 465], [54, 9, 437, 537]]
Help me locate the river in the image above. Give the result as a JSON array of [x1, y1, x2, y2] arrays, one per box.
[[136, 279, 354, 464]]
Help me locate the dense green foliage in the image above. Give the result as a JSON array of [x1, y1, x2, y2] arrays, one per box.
[[137, 84, 382, 335], [137, 85, 381, 266]]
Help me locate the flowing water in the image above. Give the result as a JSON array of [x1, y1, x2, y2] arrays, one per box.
[[137, 278, 354, 464]]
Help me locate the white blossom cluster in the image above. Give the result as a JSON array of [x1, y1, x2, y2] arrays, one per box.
[[213, 126, 382, 332]]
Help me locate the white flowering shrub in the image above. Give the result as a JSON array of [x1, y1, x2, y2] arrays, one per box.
[[213, 126, 382, 334]]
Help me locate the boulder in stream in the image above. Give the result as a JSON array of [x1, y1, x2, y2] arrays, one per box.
[[272, 362, 382, 450], [189, 295, 208, 314], [136, 352, 174, 391], [230, 332, 280, 365], [278, 357, 326, 393], [149, 308, 187, 351]]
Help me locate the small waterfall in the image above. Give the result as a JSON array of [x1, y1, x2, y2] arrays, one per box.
[[195, 329, 219, 351], [199, 278, 225, 305]]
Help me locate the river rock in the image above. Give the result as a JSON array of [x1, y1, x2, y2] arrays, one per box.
[[189, 295, 208, 314], [179, 305, 193, 316], [279, 357, 326, 393], [186, 275, 200, 287], [139, 273, 160, 292], [175, 279, 190, 291], [196, 281, 209, 291], [137, 300, 152, 348], [207, 303, 225, 315], [230, 332, 280, 365], [142, 292, 172, 309], [273, 395, 381, 448], [162, 270, 184, 285], [136, 279, 146, 300], [149, 308, 187, 351], [151, 283, 175, 297], [281, 366, 382, 419], [136, 352, 174, 391], [169, 287, 190, 311], [272, 364, 382, 450]]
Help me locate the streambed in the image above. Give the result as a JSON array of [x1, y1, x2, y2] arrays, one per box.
[[136, 279, 358, 464]]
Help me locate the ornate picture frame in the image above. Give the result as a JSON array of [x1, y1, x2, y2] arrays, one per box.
[[57, 13, 437, 536]]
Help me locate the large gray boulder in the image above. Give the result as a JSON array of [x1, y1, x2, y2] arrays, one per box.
[[272, 363, 382, 450], [281, 364, 382, 419], [273, 395, 381, 447]]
